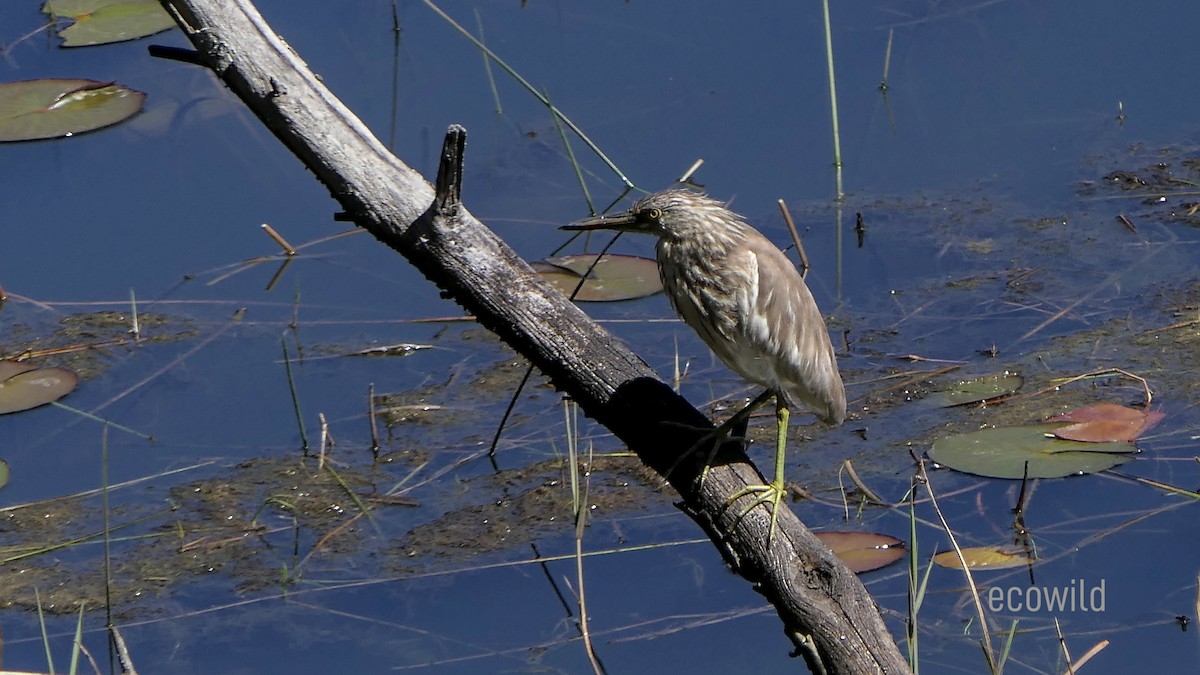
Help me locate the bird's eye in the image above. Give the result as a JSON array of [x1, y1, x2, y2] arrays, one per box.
[[646, 208, 663, 221]]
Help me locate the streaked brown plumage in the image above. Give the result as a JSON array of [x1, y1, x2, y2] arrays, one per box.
[[564, 189, 845, 534]]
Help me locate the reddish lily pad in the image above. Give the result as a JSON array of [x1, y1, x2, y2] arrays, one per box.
[[928, 372, 1023, 407], [533, 254, 662, 302], [929, 424, 1135, 479], [1045, 403, 1164, 442], [0, 360, 79, 414], [0, 79, 146, 142], [932, 546, 1031, 570], [816, 531, 906, 573], [44, 0, 176, 47]]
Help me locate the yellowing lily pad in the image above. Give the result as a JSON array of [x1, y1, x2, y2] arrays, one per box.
[[0, 361, 38, 381], [816, 531, 906, 573], [0, 79, 146, 142], [533, 254, 662, 302], [927, 372, 1023, 407], [928, 424, 1135, 479], [0, 360, 79, 414], [44, 0, 176, 47], [932, 545, 1031, 570], [0, 458, 8, 490]]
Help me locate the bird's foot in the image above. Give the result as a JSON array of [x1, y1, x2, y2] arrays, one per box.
[[722, 479, 786, 543]]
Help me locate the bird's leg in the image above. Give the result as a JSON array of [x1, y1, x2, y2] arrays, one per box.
[[723, 394, 790, 542], [662, 389, 775, 490], [717, 388, 777, 438]]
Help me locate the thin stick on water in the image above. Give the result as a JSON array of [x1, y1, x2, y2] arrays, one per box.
[[565, 401, 605, 674], [777, 198, 810, 276], [475, 8, 502, 115], [547, 87, 593, 214], [1067, 639, 1110, 673], [820, 0, 845, 201], [672, 334, 682, 393], [486, 365, 536, 462], [318, 412, 329, 470], [1054, 616, 1074, 673], [916, 457, 996, 669], [290, 287, 301, 330], [677, 158, 705, 185], [368, 382, 380, 460], [262, 223, 297, 256], [69, 603, 85, 675], [880, 27, 895, 91], [101, 425, 114, 630], [281, 337, 309, 453], [906, 480, 921, 672], [128, 288, 140, 339], [423, 0, 633, 189], [50, 401, 153, 439], [488, 226, 624, 463], [110, 624, 139, 675], [36, 589, 54, 672], [387, 0, 401, 149]]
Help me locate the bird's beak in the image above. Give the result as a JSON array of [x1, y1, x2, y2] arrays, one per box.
[[561, 212, 637, 232]]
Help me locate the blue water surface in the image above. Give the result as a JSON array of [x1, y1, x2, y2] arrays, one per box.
[[2, 1, 1198, 673]]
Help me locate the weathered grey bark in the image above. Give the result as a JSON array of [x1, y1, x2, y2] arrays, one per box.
[[152, 1, 910, 672]]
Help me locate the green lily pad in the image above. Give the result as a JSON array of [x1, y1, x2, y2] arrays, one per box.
[[927, 372, 1024, 407], [928, 424, 1135, 479], [0, 360, 79, 414], [0, 459, 8, 491], [44, 0, 176, 47], [0, 79, 146, 142], [816, 531, 906, 573], [533, 254, 662, 302]]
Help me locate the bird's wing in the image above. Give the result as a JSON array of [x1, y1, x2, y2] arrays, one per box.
[[741, 240, 847, 424]]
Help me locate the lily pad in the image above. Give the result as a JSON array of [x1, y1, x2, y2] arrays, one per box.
[[0, 361, 39, 380], [1045, 403, 1164, 442], [533, 254, 662, 302], [932, 545, 1031, 570], [0, 79, 146, 142], [0, 459, 8, 490], [0, 360, 79, 414], [927, 372, 1024, 407], [44, 0, 176, 47], [928, 424, 1135, 479], [816, 531, 906, 573]]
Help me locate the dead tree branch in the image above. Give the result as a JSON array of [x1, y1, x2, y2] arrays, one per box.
[[152, 1, 909, 672]]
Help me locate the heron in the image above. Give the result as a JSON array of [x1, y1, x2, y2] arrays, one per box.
[[563, 189, 846, 536]]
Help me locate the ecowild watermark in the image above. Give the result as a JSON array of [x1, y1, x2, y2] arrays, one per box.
[[987, 579, 1106, 613]]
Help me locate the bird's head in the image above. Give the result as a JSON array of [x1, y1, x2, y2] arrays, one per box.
[[562, 189, 746, 244]]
